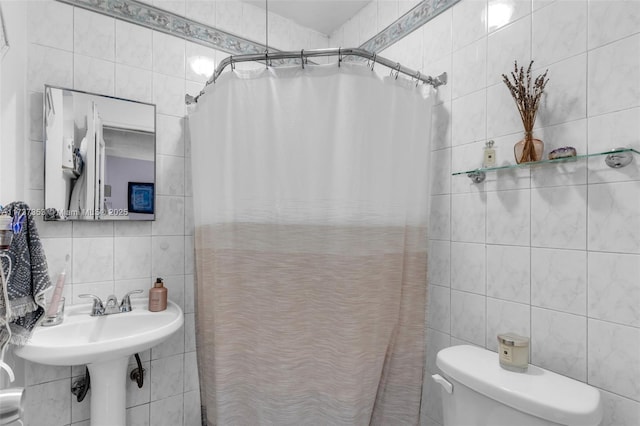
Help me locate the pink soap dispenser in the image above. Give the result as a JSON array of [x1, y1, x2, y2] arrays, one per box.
[[148, 277, 168, 312]]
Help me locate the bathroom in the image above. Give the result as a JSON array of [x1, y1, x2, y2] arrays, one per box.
[[0, 0, 638, 425]]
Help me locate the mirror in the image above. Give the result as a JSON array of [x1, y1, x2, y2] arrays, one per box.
[[44, 86, 156, 221]]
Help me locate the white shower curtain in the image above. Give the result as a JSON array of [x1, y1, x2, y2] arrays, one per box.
[[189, 62, 434, 425]]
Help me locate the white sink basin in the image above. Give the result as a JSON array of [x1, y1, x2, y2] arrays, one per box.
[[15, 299, 183, 366], [14, 298, 183, 426]]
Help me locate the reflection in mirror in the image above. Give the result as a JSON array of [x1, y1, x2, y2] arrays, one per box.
[[44, 86, 156, 221]]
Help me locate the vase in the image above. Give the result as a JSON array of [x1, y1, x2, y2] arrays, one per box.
[[514, 132, 544, 164]]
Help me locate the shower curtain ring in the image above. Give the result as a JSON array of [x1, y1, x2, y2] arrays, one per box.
[[371, 53, 376, 71], [230, 56, 235, 70], [395, 63, 401, 80], [415, 71, 421, 87], [265, 51, 269, 69], [338, 48, 342, 67], [301, 49, 305, 69]]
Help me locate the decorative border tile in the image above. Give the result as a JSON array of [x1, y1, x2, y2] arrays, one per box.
[[360, 0, 462, 54], [56, 0, 271, 55], [58, 0, 461, 58]]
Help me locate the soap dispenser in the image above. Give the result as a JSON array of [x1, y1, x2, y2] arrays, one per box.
[[148, 277, 168, 312]]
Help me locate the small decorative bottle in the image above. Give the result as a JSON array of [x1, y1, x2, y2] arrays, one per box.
[[483, 140, 496, 168], [149, 277, 168, 312]]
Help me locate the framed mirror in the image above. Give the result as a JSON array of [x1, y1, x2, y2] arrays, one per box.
[[44, 86, 156, 221]]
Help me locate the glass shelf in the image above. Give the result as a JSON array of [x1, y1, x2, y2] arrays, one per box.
[[452, 148, 640, 183]]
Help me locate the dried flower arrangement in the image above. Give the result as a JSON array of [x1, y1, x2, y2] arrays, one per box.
[[502, 61, 549, 163]]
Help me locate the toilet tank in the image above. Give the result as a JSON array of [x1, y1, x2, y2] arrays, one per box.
[[434, 345, 602, 426]]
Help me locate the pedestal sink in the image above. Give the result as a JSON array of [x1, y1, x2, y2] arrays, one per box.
[[14, 298, 183, 426]]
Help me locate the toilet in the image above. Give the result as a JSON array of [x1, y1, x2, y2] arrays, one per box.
[[432, 345, 602, 426]]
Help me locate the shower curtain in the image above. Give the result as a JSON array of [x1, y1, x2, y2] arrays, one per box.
[[188, 62, 433, 425]]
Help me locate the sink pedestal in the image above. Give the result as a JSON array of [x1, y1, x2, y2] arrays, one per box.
[[87, 357, 129, 426]]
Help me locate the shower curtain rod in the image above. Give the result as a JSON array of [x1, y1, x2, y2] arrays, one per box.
[[185, 47, 448, 104]]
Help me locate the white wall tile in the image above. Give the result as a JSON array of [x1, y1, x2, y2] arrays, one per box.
[[588, 181, 640, 254], [486, 244, 530, 303], [156, 115, 185, 157], [153, 32, 186, 78], [115, 20, 153, 70], [486, 297, 530, 351], [531, 0, 587, 68], [127, 404, 151, 426], [429, 194, 451, 240], [152, 196, 185, 236], [115, 64, 153, 104], [451, 192, 486, 243], [487, 0, 531, 33], [24, 378, 71, 426], [378, 0, 400, 33], [588, 319, 640, 401], [152, 236, 186, 277], [242, 3, 267, 44], [588, 34, 640, 117], [423, 9, 452, 63], [150, 354, 185, 401], [430, 101, 452, 150], [27, 44, 73, 92], [152, 322, 185, 359], [536, 54, 587, 128], [451, 242, 486, 294], [451, 89, 487, 146], [588, 251, 640, 327], [153, 0, 186, 16], [184, 351, 199, 392], [599, 389, 640, 426], [531, 119, 588, 187], [73, 221, 114, 238], [183, 390, 202, 426], [153, 73, 186, 117], [532, 307, 587, 381], [430, 148, 451, 195], [587, 108, 640, 184], [428, 239, 450, 287], [185, 42, 217, 84], [27, 0, 73, 51], [156, 154, 185, 196], [74, 54, 115, 95], [487, 17, 531, 86], [216, 0, 243, 35], [486, 189, 530, 245], [452, 0, 488, 51], [531, 248, 587, 315], [24, 361, 70, 386], [531, 185, 587, 250], [150, 394, 184, 426], [186, 0, 216, 27], [451, 289, 486, 346], [427, 284, 451, 334], [114, 236, 152, 280], [452, 39, 487, 99], [72, 237, 114, 283], [588, 0, 640, 50], [184, 312, 196, 351], [486, 82, 524, 140], [74, 8, 115, 61]]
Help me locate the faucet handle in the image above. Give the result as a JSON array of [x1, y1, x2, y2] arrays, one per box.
[[120, 289, 144, 312], [78, 294, 105, 316]]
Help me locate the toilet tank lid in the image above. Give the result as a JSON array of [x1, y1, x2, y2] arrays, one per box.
[[436, 345, 603, 426]]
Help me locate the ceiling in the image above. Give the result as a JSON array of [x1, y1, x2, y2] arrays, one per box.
[[243, 0, 371, 36]]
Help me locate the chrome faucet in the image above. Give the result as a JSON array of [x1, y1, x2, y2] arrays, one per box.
[[78, 290, 144, 316]]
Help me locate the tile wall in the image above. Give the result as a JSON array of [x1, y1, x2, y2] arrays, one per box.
[[331, 1, 640, 425], [3, 1, 327, 425]]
